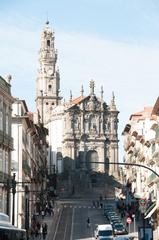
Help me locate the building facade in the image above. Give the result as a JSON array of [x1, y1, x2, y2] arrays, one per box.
[[36, 22, 119, 176], [0, 75, 13, 215], [11, 99, 48, 228], [122, 98, 159, 239]]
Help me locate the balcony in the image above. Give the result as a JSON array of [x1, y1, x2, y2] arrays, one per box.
[[138, 152, 145, 162], [152, 147, 159, 159], [0, 130, 13, 149], [147, 173, 157, 186], [148, 157, 155, 165]]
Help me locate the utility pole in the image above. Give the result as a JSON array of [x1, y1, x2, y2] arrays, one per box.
[[6, 178, 10, 216], [143, 213, 146, 240], [12, 173, 16, 225], [25, 185, 29, 240]]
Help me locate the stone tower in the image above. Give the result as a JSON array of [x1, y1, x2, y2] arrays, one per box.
[[108, 92, 119, 176], [35, 21, 61, 124]]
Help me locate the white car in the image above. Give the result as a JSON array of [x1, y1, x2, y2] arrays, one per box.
[[94, 224, 114, 240]]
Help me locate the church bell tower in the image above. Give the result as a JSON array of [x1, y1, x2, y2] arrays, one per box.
[[36, 21, 61, 124]]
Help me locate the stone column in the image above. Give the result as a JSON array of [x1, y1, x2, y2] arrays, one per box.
[[97, 145, 105, 172]]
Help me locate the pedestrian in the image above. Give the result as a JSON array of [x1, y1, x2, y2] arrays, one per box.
[[86, 217, 90, 228], [42, 222, 48, 239], [35, 221, 41, 239], [41, 210, 45, 220], [99, 194, 103, 201]]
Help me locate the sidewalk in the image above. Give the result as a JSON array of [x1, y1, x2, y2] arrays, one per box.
[[29, 202, 62, 240]]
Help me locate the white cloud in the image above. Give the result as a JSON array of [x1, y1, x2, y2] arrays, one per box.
[[56, 31, 159, 159], [0, 25, 159, 160]]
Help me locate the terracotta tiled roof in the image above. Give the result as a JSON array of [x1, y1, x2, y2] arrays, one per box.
[[130, 107, 153, 120], [71, 96, 86, 105]]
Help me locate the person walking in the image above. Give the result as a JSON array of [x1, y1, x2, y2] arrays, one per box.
[[86, 217, 91, 228], [41, 210, 45, 220], [42, 222, 48, 239]]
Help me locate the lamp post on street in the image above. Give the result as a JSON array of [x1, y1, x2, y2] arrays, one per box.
[[25, 185, 29, 240], [12, 173, 16, 225], [6, 178, 10, 216], [132, 214, 136, 233]]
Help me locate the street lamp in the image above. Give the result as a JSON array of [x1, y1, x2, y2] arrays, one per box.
[[25, 185, 29, 240], [12, 173, 16, 225], [132, 214, 136, 233]]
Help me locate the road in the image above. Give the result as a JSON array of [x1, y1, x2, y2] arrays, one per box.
[[52, 199, 109, 240]]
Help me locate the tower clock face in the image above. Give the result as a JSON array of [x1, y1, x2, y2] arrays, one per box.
[[48, 68, 53, 76]]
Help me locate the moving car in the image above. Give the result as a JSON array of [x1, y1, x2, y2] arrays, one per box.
[[94, 224, 113, 239]]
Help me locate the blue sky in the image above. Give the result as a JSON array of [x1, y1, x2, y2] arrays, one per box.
[[1, 0, 159, 160]]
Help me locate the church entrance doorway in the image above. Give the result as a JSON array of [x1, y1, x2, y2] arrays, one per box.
[[86, 150, 99, 172]]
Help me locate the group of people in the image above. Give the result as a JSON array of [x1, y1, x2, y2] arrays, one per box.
[[30, 200, 54, 239], [92, 195, 104, 209], [30, 221, 48, 239]]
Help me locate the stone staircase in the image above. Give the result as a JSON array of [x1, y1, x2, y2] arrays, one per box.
[[56, 170, 122, 199]]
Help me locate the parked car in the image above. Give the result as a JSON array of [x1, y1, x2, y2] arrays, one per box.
[[113, 223, 128, 235], [107, 211, 118, 219], [114, 235, 134, 240], [94, 224, 114, 239], [110, 218, 121, 225]]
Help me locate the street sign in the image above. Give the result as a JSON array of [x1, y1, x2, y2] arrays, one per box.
[[127, 217, 132, 224], [139, 197, 147, 206]]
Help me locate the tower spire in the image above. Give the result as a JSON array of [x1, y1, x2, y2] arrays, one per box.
[[70, 90, 72, 102], [81, 85, 84, 97], [110, 91, 116, 111], [89, 79, 95, 96], [36, 22, 61, 125], [101, 86, 104, 100]]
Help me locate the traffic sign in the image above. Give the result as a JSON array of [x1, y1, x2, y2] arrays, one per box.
[[139, 197, 147, 206], [127, 217, 132, 224]]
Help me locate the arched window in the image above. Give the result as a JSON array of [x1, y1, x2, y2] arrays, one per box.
[[48, 85, 52, 90], [47, 40, 50, 47]]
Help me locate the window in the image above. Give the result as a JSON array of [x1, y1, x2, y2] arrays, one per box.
[[2, 149, 5, 173], [48, 85, 52, 90], [0, 149, 2, 172], [0, 100, 2, 131], [47, 40, 50, 47], [5, 151, 8, 174], [0, 112, 2, 131], [6, 114, 8, 134], [3, 104, 6, 133]]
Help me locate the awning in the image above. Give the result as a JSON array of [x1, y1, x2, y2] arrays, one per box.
[[134, 192, 145, 198], [145, 203, 158, 219]]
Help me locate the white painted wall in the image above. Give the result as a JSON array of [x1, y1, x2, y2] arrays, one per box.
[[11, 102, 24, 228], [46, 106, 64, 173]]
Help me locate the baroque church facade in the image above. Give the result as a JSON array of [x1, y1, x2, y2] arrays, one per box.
[[36, 22, 119, 176]]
